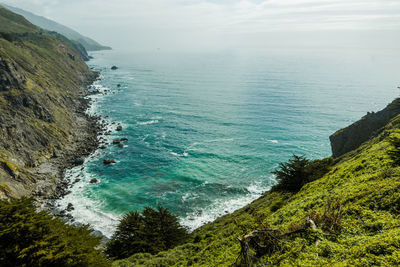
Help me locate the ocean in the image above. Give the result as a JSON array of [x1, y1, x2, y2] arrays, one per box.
[[57, 48, 400, 237]]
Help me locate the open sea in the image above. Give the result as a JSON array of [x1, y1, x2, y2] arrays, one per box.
[[57, 48, 400, 237]]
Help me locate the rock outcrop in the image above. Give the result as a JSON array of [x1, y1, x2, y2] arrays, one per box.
[[330, 98, 400, 158]]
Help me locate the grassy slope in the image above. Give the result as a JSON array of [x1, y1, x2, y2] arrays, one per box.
[[0, 6, 95, 198], [115, 112, 400, 266]]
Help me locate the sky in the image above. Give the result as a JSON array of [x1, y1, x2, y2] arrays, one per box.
[[2, 0, 400, 52]]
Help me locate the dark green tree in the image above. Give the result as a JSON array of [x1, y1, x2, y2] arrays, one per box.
[[0, 197, 109, 267], [106, 206, 188, 259], [272, 155, 332, 192], [272, 155, 310, 192]]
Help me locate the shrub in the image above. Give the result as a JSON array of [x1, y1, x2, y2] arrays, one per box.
[[388, 136, 400, 165], [0, 197, 109, 266], [106, 206, 188, 260], [272, 155, 332, 192]]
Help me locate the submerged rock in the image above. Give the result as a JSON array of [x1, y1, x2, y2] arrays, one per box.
[[111, 66, 118, 70], [118, 144, 124, 148], [103, 158, 116, 165], [113, 139, 121, 144]]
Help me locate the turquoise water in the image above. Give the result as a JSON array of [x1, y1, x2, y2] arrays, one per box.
[[58, 49, 400, 237]]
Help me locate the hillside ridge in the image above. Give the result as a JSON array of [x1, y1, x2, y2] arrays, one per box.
[[1, 3, 111, 51]]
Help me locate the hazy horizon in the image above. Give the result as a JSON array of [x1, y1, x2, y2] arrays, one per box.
[[2, 0, 400, 53]]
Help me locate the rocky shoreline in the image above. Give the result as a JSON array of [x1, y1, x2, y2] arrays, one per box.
[[33, 75, 105, 217]]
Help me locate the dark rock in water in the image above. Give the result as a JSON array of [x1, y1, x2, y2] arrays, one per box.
[[116, 125, 122, 131], [118, 144, 124, 148], [103, 158, 116, 165], [90, 178, 98, 183], [120, 138, 128, 142], [92, 230, 105, 238], [66, 203, 74, 211], [74, 178, 81, 183], [100, 145, 107, 149], [117, 84, 121, 87], [113, 139, 121, 144], [111, 66, 118, 70], [72, 158, 84, 166]]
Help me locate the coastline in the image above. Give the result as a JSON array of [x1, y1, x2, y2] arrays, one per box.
[[33, 72, 104, 214]]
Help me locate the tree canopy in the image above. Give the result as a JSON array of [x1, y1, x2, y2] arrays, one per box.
[[0, 197, 109, 266], [106, 206, 188, 260]]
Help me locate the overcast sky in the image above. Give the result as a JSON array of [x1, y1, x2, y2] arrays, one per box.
[[2, 0, 400, 51]]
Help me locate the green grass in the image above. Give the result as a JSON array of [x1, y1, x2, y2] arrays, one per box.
[[114, 114, 400, 266]]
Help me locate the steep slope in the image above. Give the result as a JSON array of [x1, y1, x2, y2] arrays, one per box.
[[42, 29, 90, 61], [2, 3, 111, 51], [0, 6, 98, 199], [330, 98, 400, 158], [115, 103, 400, 266]]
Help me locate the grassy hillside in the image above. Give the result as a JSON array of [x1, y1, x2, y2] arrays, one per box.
[[115, 104, 400, 266], [0, 5, 97, 199], [2, 3, 111, 51]]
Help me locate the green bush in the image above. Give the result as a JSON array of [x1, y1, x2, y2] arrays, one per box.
[[388, 136, 400, 165], [106, 206, 188, 260], [0, 197, 109, 266], [272, 155, 332, 192]]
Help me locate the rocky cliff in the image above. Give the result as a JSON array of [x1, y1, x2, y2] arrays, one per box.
[[0, 6, 99, 199], [330, 98, 400, 158]]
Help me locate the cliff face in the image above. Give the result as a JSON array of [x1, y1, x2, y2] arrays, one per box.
[[330, 98, 400, 158], [0, 6, 98, 199]]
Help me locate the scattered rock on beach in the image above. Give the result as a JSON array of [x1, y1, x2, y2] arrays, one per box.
[[72, 158, 84, 166], [66, 203, 74, 211], [103, 158, 116, 165], [74, 178, 81, 183]]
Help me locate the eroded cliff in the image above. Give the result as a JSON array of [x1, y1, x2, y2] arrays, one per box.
[[330, 98, 400, 158], [0, 6, 98, 199]]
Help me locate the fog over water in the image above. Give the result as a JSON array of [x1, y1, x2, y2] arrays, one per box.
[[2, 0, 400, 53]]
